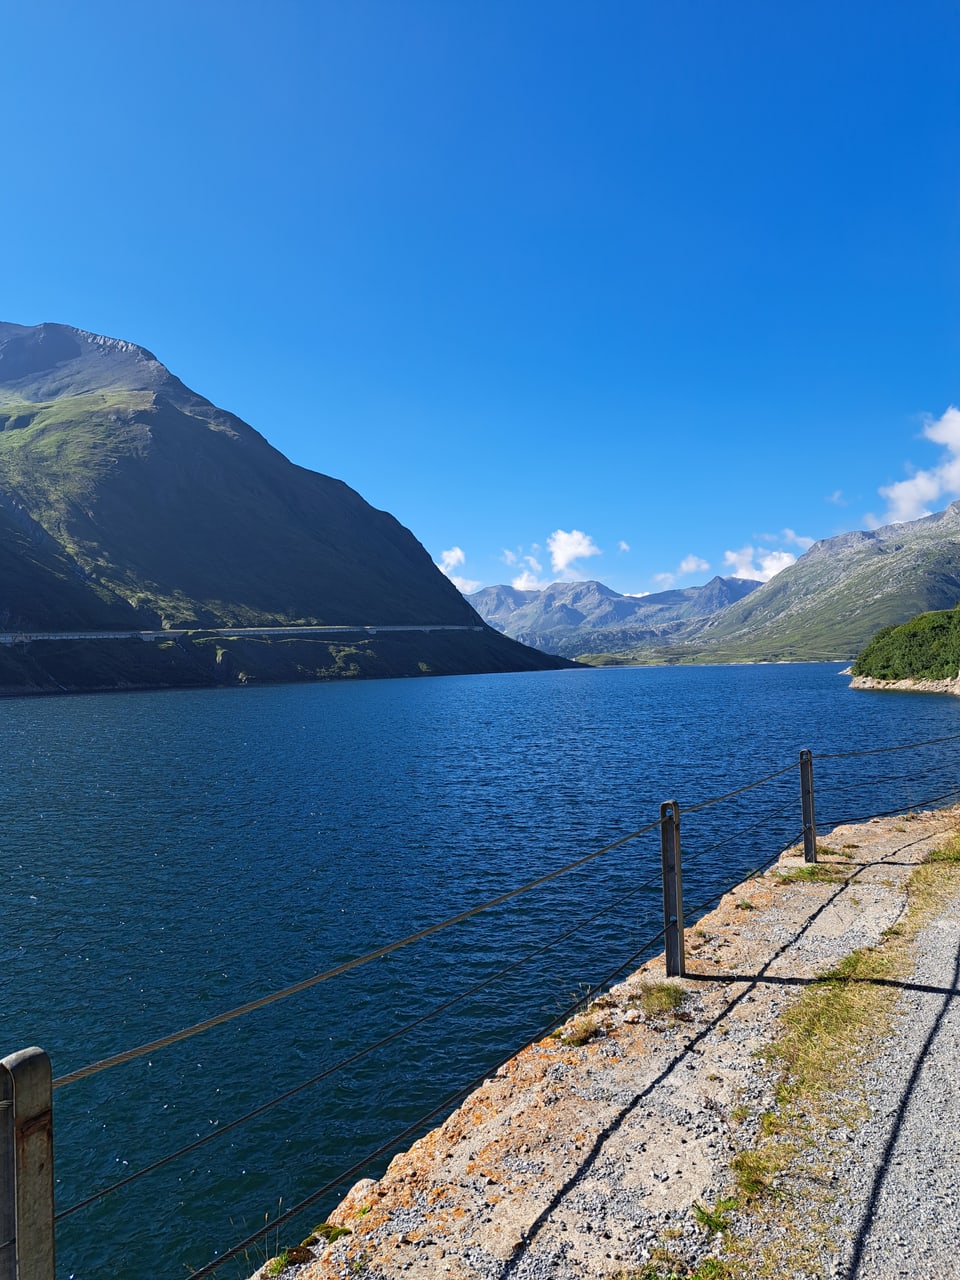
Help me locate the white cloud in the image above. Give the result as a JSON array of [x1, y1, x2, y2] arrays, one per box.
[[650, 553, 709, 589], [438, 546, 465, 574], [678, 554, 710, 576], [503, 547, 543, 572], [436, 546, 480, 594], [501, 547, 546, 588], [761, 550, 796, 578], [618, 540, 630, 552], [826, 489, 848, 506], [879, 468, 949, 525], [877, 405, 960, 524], [759, 528, 814, 550], [925, 404, 960, 450], [781, 528, 815, 550], [723, 545, 796, 582], [547, 529, 602, 578], [512, 570, 548, 591]]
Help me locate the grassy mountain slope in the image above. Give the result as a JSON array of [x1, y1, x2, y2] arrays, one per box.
[[0, 324, 479, 629], [0, 322, 569, 684]]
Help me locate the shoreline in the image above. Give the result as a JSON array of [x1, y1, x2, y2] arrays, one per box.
[[248, 807, 959, 1280], [849, 673, 960, 696]]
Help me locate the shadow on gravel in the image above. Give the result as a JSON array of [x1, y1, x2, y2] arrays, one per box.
[[501, 828, 949, 1276], [840, 939, 960, 1280], [500, 859, 862, 1274]]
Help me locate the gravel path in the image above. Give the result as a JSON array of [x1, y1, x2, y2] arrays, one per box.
[[834, 888, 960, 1280]]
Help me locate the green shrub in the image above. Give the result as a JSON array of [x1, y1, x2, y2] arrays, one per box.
[[853, 607, 960, 680]]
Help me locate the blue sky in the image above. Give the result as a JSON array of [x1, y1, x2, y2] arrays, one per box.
[[5, 1, 959, 596]]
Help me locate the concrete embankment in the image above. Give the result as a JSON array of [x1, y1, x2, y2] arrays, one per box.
[[250, 808, 959, 1280]]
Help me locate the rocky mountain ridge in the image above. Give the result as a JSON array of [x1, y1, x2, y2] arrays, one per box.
[[664, 501, 960, 663], [468, 575, 761, 658]]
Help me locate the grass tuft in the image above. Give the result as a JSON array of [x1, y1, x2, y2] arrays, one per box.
[[926, 832, 960, 863], [553, 1010, 601, 1046], [692, 1197, 737, 1234], [637, 981, 686, 1016], [617, 1257, 731, 1279], [265, 1244, 315, 1273], [311, 1222, 352, 1243], [731, 1148, 782, 1202], [776, 862, 849, 885]]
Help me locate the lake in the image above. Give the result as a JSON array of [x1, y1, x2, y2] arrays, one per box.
[[2, 663, 958, 1278]]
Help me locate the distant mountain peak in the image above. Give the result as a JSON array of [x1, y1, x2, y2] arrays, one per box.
[[468, 575, 762, 657]]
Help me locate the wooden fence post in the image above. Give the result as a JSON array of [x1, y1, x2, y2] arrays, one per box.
[[660, 800, 686, 977], [0, 1048, 55, 1280], [800, 750, 818, 864]]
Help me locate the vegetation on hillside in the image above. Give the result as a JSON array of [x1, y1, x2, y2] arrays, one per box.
[[0, 628, 572, 698], [852, 606, 960, 680]]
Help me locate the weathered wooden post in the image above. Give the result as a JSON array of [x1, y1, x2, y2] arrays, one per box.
[[800, 749, 818, 864], [0, 1048, 55, 1280], [660, 800, 686, 977]]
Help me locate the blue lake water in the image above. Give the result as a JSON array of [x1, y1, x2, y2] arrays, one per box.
[[2, 663, 959, 1278]]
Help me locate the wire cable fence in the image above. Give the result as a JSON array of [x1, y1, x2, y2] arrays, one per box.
[[182, 923, 673, 1280], [813, 731, 960, 831], [54, 866, 666, 1222], [50, 818, 662, 1091], [6, 729, 960, 1280]]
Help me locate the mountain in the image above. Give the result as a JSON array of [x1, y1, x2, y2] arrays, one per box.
[[0, 322, 569, 689], [597, 502, 960, 665], [467, 576, 761, 658]]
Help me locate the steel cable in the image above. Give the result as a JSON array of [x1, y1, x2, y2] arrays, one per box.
[[53, 818, 663, 1089], [681, 835, 807, 921], [818, 786, 960, 829], [678, 760, 797, 814], [55, 868, 665, 1219], [44, 735, 960, 1269], [181, 925, 670, 1280], [53, 753, 855, 1089], [815, 761, 960, 796], [678, 801, 802, 869], [818, 731, 960, 760]]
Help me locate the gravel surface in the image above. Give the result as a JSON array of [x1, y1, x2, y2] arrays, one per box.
[[833, 890, 960, 1280], [246, 810, 960, 1280]]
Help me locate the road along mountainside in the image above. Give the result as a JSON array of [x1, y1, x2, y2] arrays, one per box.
[[250, 808, 960, 1280]]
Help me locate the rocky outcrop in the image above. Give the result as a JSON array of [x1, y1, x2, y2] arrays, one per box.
[[850, 674, 960, 696]]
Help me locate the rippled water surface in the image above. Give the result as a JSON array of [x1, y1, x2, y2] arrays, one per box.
[[2, 664, 959, 1278]]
